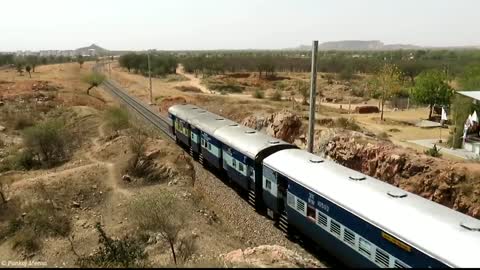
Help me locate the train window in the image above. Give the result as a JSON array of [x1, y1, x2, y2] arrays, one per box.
[[296, 199, 305, 215], [265, 180, 272, 190], [306, 205, 316, 221], [208, 143, 212, 151], [374, 248, 390, 268], [239, 163, 244, 172], [250, 169, 254, 178], [233, 159, 237, 167], [343, 228, 356, 246], [317, 212, 328, 228], [330, 220, 341, 237], [287, 193, 295, 208], [359, 238, 372, 258]]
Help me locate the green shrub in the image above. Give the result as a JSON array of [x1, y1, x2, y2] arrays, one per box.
[[9, 200, 71, 253], [22, 119, 71, 168], [12, 228, 41, 253], [351, 87, 365, 97], [77, 223, 147, 268], [425, 144, 442, 157], [252, 89, 264, 99], [11, 150, 37, 170], [13, 114, 35, 130], [333, 117, 361, 131], [270, 90, 282, 101], [104, 107, 130, 131], [377, 132, 390, 140]]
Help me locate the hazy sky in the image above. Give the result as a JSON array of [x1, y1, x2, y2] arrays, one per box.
[[1, 0, 479, 51]]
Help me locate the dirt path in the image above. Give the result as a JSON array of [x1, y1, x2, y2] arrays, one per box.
[[86, 123, 132, 197], [10, 163, 99, 190], [176, 64, 217, 94]]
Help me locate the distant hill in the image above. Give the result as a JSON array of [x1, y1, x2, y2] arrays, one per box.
[[74, 44, 132, 56], [287, 40, 477, 51]]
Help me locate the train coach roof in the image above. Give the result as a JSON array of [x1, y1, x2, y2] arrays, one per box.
[[214, 125, 293, 159], [191, 115, 237, 136], [263, 149, 480, 268], [169, 104, 238, 135], [168, 104, 204, 122]]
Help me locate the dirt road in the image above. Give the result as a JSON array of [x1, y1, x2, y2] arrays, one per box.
[[176, 64, 216, 94]]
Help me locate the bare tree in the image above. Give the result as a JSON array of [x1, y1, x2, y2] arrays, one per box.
[[129, 192, 191, 265], [83, 72, 106, 95]]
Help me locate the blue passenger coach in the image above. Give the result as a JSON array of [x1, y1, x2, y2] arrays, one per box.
[[215, 125, 296, 208], [168, 104, 234, 164], [263, 149, 480, 268]]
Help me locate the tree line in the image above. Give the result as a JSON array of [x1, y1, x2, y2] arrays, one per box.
[[1, 54, 92, 77], [178, 49, 480, 80], [118, 53, 178, 77]]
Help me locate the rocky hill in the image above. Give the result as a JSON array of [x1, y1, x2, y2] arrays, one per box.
[[289, 40, 479, 51]]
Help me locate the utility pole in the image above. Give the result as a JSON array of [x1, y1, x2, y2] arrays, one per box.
[[307, 40, 318, 153], [108, 54, 112, 78], [147, 51, 153, 105]]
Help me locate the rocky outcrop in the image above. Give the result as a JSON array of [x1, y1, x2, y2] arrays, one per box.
[[222, 245, 323, 268], [242, 110, 302, 143], [324, 132, 480, 218]]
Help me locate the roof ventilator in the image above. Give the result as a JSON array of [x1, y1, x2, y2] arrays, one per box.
[[216, 118, 225, 121], [387, 191, 408, 198], [309, 158, 324, 164], [269, 140, 280, 145], [245, 130, 256, 134], [229, 124, 239, 127], [460, 221, 480, 232], [348, 176, 366, 181]]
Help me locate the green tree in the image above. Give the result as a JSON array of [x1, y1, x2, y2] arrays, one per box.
[[25, 65, 32, 78], [83, 72, 106, 95], [77, 55, 85, 68], [449, 64, 480, 148], [460, 65, 480, 90], [374, 63, 403, 121], [399, 61, 425, 85], [26, 55, 39, 72], [412, 70, 453, 120], [16, 62, 24, 75]]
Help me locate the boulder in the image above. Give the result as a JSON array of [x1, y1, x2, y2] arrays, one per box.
[[122, 175, 132, 182], [242, 110, 302, 143]]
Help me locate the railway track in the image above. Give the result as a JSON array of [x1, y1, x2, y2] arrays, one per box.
[[101, 79, 175, 140]]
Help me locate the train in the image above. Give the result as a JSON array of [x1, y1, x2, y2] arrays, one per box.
[[168, 104, 480, 268]]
